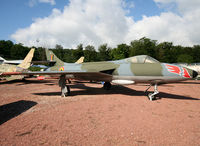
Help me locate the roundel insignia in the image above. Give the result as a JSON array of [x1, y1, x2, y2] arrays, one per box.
[[59, 67, 64, 71]]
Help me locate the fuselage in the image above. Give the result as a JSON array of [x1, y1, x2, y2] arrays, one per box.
[[0, 64, 17, 73], [47, 58, 197, 84]]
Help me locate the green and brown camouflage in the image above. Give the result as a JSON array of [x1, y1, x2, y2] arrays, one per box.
[[1, 48, 197, 100], [42, 49, 198, 100], [45, 50, 197, 84]]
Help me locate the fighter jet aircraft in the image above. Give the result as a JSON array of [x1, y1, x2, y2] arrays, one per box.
[[2, 48, 198, 101], [0, 48, 35, 80]]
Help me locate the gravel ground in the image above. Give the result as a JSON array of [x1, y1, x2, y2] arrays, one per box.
[[0, 78, 200, 146]]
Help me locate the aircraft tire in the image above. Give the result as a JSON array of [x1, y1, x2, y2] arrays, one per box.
[[103, 82, 111, 90], [148, 93, 154, 101]]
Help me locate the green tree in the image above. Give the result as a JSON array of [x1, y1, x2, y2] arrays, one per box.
[[110, 44, 130, 60], [52, 44, 65, 61], [130, 37, 156, 58], [10, 44, 29, 59], [0, 40, 14, 59], [177, 54, 193, 63], [63, 49, 74, 63], [33, 47, 46, 61], [192, 45, 200, 62], [155, 42, 173, 62], [98, 44, 111, 61], [84, 45, 97, 62], [72, 44, 84, 61]]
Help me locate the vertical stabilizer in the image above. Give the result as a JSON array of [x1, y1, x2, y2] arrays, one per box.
[[75, 57, 84, 64], [45, 49, 64, 67], [17, 48, 35, 69]]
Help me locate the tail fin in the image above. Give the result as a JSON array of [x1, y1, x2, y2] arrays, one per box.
[[45, 49, 64, 66], [75, 57, 84, 64], [17, 48, 35, 69]]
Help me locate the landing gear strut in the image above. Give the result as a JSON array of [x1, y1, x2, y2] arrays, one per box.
[[59, 75, 70, 97], [145, 83, 159, 101], [103, 82, 111, 90]]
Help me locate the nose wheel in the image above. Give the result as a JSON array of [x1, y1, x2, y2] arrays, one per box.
[[146, 83, 159, 101]]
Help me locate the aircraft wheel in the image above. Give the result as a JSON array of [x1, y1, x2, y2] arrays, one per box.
[[103, 82, 111, 90], [67, 85, 71, 95], [22, 78, 26, 81], [148, 93, 154, 101]]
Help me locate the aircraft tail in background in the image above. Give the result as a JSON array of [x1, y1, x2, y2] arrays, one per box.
[[0, 48, 35, 80], [75, 57, 84, 64], [17, 48, 35, 69], [45, 49, 64, 67]]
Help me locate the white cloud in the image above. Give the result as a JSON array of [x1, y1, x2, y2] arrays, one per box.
[[13, 0, 129, 48], [154, 0, 200, 14], [122, 0, 134, 9], [28, 0, 55, 7], [13, 0, 200, 49], [28, 0, 37, 7], [125, 12, 193, 46], [39, 0, 56, 5]]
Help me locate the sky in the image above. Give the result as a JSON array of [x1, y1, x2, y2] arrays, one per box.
[[1, 0, 200, 49]]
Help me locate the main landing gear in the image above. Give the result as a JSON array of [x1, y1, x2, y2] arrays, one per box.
[[145, 83, 159, 101], [103, 82, 111, 90], [59, 75, 70, 97]]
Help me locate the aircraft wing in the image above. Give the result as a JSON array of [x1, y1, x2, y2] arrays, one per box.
[[4, 60, 23, 65], [1, 71, 113, 82]]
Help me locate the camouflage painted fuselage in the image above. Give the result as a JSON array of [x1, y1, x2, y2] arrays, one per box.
[[0, 64, 22, 73], [0, 64, 25, 80], [46, 58, 197, 84]]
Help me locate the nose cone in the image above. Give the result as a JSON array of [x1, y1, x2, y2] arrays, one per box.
[[184, 67, 198, 78], [182, 67, 198, 79], [192, 70, 198, 78]]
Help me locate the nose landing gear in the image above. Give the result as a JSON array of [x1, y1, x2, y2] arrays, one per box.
[[145, 83, 159, 101]]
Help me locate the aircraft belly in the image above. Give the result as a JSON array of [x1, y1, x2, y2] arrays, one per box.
[[112, 75, 186, 83]]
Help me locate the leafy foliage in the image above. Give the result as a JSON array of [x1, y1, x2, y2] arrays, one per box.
[[1, 37, 200, 64]]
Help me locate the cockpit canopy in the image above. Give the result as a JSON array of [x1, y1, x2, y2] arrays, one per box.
[[124, 55, 159, 63]]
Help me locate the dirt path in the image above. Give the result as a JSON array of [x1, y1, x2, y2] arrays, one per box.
[[0, 79, 200, 145]]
